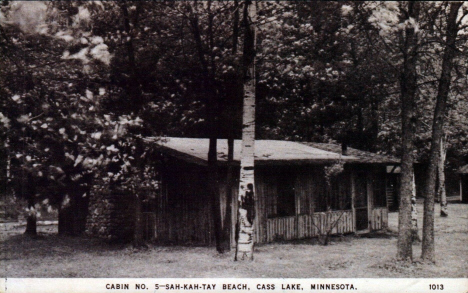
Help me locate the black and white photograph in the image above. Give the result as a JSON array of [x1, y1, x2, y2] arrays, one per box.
[[1, 1, 468, 292]]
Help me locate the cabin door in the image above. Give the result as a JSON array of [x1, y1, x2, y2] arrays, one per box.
[[355, 171, 369, 231]]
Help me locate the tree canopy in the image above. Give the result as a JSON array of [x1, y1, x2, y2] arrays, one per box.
[[1, 1, 467, 252]]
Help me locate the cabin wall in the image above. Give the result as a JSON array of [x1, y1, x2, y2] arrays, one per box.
[[154, 160, 214, 245], [366, 165, 389, 231], [155, 161, 390, 247], [372, 167, 388, 208], [329, 164, 389, 233], [253, 165, 355, 244], [233, 164, 389, 244]]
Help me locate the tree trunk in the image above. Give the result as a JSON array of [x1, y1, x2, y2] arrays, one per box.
[[188, 1, 224, 253], [25, 213, 37, 235], [421, 2, 461, 263], [397, 1, 420, 261], [439, 136, 448, 217], [121, 3, 143, 111], [210, 167, 224, 253], [222, 0, 240, 251], [209, 3, 224, 254], [208, 134, 224, 253], [25, 196, 37, 236], [58, 191, 76, 235], [222, 137, 235, 251], [235, 0, 256, 261], [75, 189, 90, 234], [58, 188, 89, 236], [58, 206, 74, 235], [24, 172, 37, 236], [411, 173, 420, 242], [186, 1, 224, 253], [121, 3, 149, 248]]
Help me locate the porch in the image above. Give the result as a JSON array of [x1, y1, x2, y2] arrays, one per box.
[[264, 208, 388, 243]]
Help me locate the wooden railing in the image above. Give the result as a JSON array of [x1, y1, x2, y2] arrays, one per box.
[[370, 207, 388, 231], [265, 210, 354, 243], [146, 208, 387, 245]]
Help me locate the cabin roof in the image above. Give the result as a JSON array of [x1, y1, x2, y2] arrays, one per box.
[[459, 165, 468, 174], [147, 137, 398, 166], [302, 142, 400, 164]]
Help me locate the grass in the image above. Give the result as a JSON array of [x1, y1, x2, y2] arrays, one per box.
[[1, 201, 467, 278]]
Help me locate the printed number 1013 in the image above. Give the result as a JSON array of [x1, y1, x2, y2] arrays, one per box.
[[429, 284, 444, 290]]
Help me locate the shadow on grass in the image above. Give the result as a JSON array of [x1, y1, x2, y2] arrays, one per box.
[[1, 231, 227, 262], [256, 231, 396, 246], [358, 230, 398, 239], [1, 232, 129, 261], [369, 258, 425, 276]]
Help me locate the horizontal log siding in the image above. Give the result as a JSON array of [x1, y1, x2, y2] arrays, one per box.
[[266, 210, 353, 243], [371, 207, 388, 231]]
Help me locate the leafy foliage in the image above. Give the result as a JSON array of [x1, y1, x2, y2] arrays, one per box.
[[1, 1, 468, 237]]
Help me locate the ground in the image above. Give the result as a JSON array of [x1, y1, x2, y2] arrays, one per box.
[[1, 200, 467, 278]]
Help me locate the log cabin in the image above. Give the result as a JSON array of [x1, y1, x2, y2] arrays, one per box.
[[138, 137, 400, 246]]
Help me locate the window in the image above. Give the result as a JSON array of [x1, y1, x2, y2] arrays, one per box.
[[277, 174, 296, 217], [267, 171, 296, 218], [329, 172, 352, 210], [314, 170, 351, 212]]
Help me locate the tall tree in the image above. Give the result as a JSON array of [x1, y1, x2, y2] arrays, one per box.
[[0, 1, 151, 239], [0, 1, 100, 235], [254, 1, 410, 160], [411, 172, 419, 242], [185, 1, 224, 252], [422, 1, 463, 263], [397, 1, 421, 261], [117, 1, 147, 248], [438, 135, 448, 217], [222, 0, 241, 251], [235, 0, 256, 261]]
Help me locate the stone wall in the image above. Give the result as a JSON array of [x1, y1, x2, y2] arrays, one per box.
[[85, 187, 136, 242]]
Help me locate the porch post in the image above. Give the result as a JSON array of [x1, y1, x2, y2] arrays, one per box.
[[231, 183, 238, 248], [351, 169, 356, 232], [295, 175, 299, 239]]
